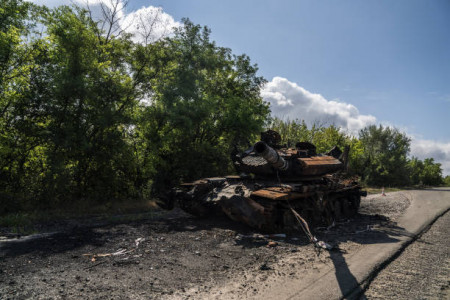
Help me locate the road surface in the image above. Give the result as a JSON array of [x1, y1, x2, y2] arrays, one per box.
[[362, 209, 450, 299]]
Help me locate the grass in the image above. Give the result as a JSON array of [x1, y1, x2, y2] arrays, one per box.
[[0, 213, 36, 235], [0, 198, 164, 235], [364, 186, 403, 195], [362, 184, 436, 195]]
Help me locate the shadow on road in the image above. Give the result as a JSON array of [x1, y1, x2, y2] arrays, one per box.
[[323, 213, 411, 300], [330, 249, 367, 300]]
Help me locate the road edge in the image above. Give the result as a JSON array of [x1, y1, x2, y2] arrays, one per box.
[[345, 206, 450, 299]]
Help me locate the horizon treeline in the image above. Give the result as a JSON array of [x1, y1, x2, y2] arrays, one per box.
[[270, 118, 445, 187], [0, 1, 446, 214]]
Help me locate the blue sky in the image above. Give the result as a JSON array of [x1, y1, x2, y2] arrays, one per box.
[[138, 0, 450, 139], [28, 0, 450, 174]]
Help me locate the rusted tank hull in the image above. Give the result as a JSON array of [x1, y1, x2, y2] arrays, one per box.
[[171, 177, 363, 232]]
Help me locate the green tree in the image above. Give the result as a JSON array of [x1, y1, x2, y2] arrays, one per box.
[[419, 158, 443, 186], [443, 175, 450, 187], [359, 125, 411, 186], [38, 5, 138, 203], [133, 19, 270, 195], [1, 5, 269, 211], [269, 118, 350, 151], [1, 3, 141, 210], [0, 0, 48, 211], [347, 138, 365, 176], [269, 118, 310, 146], [408, 156, 424, 185], [311, 125, 349, 153]]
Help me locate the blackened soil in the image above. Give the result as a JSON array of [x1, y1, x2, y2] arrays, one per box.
[[0, 192, 410, 299]]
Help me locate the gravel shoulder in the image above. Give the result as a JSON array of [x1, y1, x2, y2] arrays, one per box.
[[0, 189, 447, 300]]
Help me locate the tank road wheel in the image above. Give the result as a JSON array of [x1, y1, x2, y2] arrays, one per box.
[[333, 199, 343, 221], [178, 196, 212, 218], [174, 183, 219, 218], [219, 195, 268, 229], [323, 200, 334, 225], [349, 194, 361, 216], [341, 194, 360, 219], [341, 198, 351, 219]]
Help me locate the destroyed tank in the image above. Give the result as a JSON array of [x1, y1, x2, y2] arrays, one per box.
[[164, 130, 366, 232]]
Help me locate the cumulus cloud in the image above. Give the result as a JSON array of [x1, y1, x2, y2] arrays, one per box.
[[122, 6, 181, 44], [261, 77, 377, 134], [28, 0, 180, 44], [261, 77, 450, 175], [80, 0, 125, 20], [82, 0, 180, 43], [26, 0, 64, 6], [411, 139, 450, 176]]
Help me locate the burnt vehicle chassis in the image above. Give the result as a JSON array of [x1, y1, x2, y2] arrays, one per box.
[[166, 131, 366, 232]]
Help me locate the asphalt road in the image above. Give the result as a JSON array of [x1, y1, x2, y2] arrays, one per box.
[[362, 209, 450, 299]]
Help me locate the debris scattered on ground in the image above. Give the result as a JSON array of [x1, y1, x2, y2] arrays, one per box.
[[267, 241, 278, 248], [84, 261, 106, 270], [268, 233, 286, 239], [135, 237, 145, 248], [355, 225, 373, 234], [82, 248, 136, 261], [314, 240, 333, 250]]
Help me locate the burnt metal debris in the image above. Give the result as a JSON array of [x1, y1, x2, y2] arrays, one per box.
[[162, 130, 367, 232]]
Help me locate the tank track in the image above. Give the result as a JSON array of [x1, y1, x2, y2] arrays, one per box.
[[171, 178, 362, 232]]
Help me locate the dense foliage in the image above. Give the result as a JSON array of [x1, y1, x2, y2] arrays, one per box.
[[444, 176, 450, 187], [133, 21, 269, 195], [270, 118, 444, 187], [0, 1, 269, 212], [0, 1, 445, 214]]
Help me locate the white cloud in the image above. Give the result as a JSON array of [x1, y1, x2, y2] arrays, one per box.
[[261, 77, 450, 176], [80, 0, 180, 43], [122, 6, 181, 44], [261, 77, 377, 134], [27, 0, 180, 43], [79, 0, 125, 20], [411, 139, 450, 176], [26, 0, 64, 7]]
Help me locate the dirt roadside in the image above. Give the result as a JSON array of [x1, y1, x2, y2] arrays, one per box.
[[0, 191, 413, 299]]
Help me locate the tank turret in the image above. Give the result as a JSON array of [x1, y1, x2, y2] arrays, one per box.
[[234, 135, 345, 179]]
